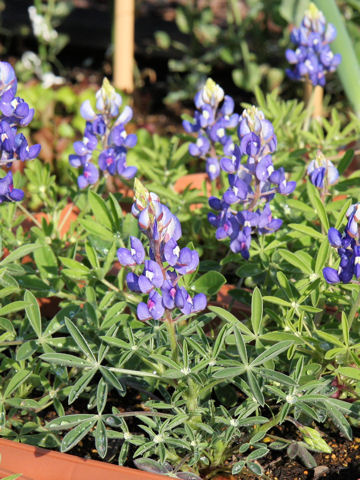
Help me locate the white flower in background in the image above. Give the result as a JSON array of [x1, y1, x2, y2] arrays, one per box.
[[21, 51, 41, 71], [41, 72, 64, 89], [28, 5, 58, 43]]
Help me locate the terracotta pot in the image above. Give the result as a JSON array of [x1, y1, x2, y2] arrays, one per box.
[[36, 296, 62, 319], [174, 173, 211, 211], [212, 284, 250, 318], [0, 438, 164, 480]]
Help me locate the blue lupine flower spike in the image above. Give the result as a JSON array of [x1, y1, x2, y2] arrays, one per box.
[[208, 104, 295, 260], [0, 61, 41, 203], [183, 78, 239, 181], [69, 78, 137, 189], [286, 3, 341, 86], [116, 179, 207, 322]]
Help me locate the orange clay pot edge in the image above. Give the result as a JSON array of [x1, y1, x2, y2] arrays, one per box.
[[0, 438, 164, 480]]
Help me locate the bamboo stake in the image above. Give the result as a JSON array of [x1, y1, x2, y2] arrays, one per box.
[[113, 0, 135, 93]]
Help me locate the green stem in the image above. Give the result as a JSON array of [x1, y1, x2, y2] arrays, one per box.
[[348, 286, 360, 330], [0, 340, 23, 347], [165, 310, 178, 361], [17, 202, 42, 229]]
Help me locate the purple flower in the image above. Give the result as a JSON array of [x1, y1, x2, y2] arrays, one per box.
[[126, 272, 141, 292], [206, 157, 220, 181], [137, 290, 165, 321], [220, 145, 242, 174], [189, 135, 210, 157], [138, 260, 164, 293], [174, 247, 199, 275], [117, 237, 145, 266], [223, 175, 249, 205], [161, 279, 178, 309], [307, 152, 339, 188], [77, 162, 99, 189], [328, 228, 342, 248], [163, 238, 180, 266], [323, 267, 340, 284], [0, 172, 24, 203]]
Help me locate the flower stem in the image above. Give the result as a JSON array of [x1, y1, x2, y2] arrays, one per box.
[[17, 202, 42, 229], [165, 309, 178, 361]]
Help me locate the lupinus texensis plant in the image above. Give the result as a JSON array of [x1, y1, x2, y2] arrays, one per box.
[[0, 61, 41, 203], [285, 2, 341, 86], [69, 78, 137, 189], [183, 78, 239, 180], [117, 179, 207, 354], [207, 103, 296, 259]]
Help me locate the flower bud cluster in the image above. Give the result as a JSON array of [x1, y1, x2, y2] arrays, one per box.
[[208, 106, 296, 259], [117, 179, 207, 321], [307, 151, 338, 189], [323, 204, 360, 284], [286, 3, 341, 86], [69, 78, 137, 189], [0, 61, 41, 203], [183, 78, 239, 181]]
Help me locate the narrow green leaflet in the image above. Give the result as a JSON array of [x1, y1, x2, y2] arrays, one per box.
[[278, 249, 313, 274], [40, 353, 94, 368], [88, 190, 114, 230], [288, 223, 324, 240], [94, 419, 108, 458], [208, 306, 254, 337], [0, 301, 29, 316], [24, 290, 42, 338], [306, 181, 330, 231], [68, 370, 97, 404], [234, 326, 248, 365], [335, 198, 352, 229], [96, 378, 108, 415], [250, 341, 292, 367], [61, 418, 97, 452], [4, 369, 31, 398], [46, 414, 94, 431], [314, 238, 330, 274], [251, 287, 263, 336], [0, 243, 40, 267], [65, 317, 96, 362]]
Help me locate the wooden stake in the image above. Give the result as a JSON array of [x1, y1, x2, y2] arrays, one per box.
[[304, 78, 323, 120], [113, 0, 135, 93]]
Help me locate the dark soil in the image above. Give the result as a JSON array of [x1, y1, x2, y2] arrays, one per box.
[[42, 392, 360, 480]]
